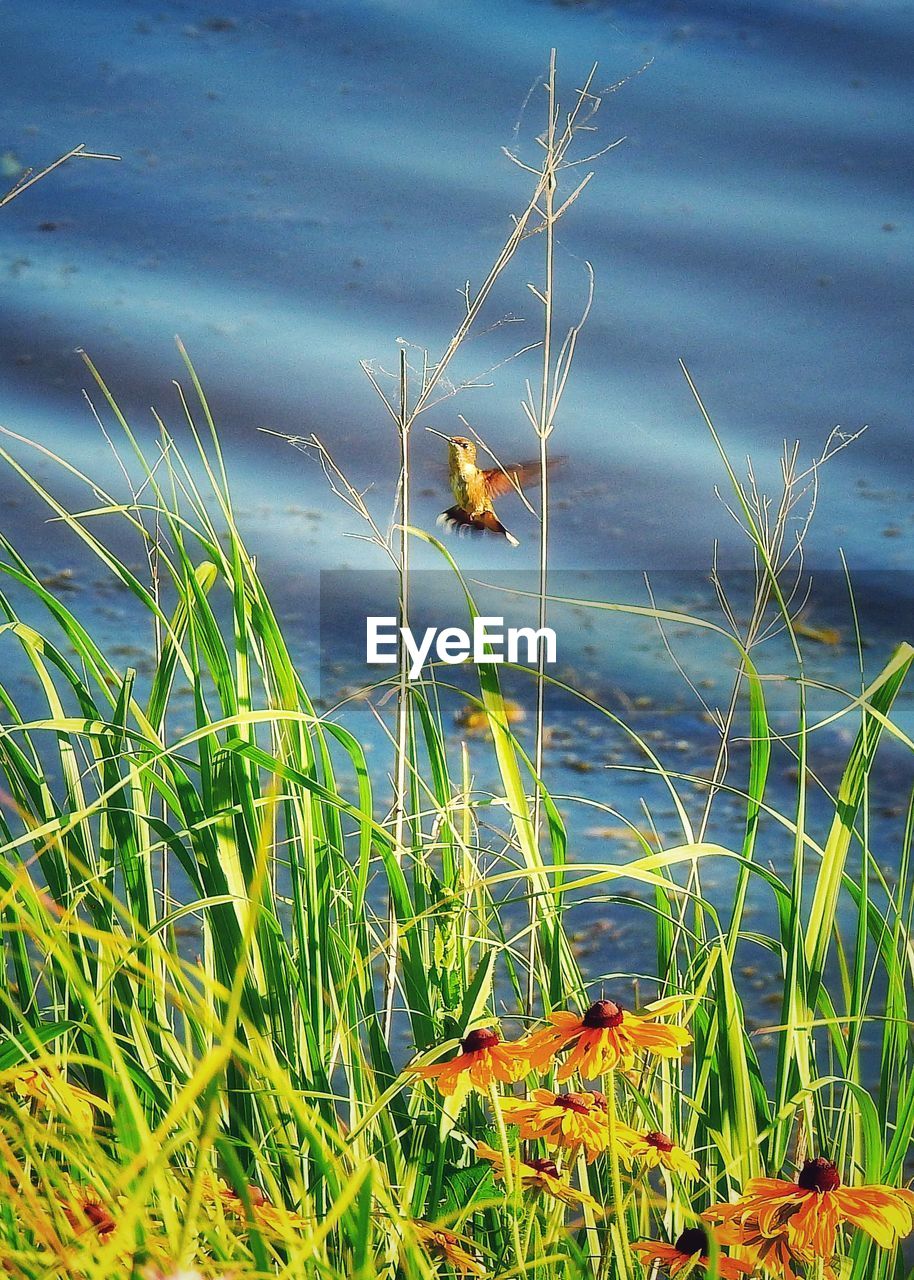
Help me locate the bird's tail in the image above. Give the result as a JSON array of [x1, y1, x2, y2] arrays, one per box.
[[437, 506, 519, 548]]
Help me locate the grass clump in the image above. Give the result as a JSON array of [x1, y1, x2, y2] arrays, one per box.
[[0, 54, 913, 1280]]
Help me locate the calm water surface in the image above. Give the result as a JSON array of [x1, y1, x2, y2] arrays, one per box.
[[1, 0, 912, 570]]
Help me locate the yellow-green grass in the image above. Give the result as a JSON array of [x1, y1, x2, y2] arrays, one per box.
[[0, 56, 913, 1280], [0, 353, 911, 1279]]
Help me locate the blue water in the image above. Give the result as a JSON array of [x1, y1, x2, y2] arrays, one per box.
[[1, 0, 912, 578]]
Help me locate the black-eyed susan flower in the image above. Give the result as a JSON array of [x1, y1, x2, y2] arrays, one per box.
[[227, 1183, 309, 1236], [499, 1088, 612, 1162], [1, 1063, 105, 1132], [632, 1226, 752, 1277], [60, 1178, 120, 1239], [715, 1218, 811, 1280], [413, 1222, 485, 1276], [414, 1027, 527, 1096], [629, 1129, 699, 1179], [199, 1174, 309, 1236], [521, 996, 691, 1079], [475, 1141, 600, 1210], [705, 1157, 914, 1259]]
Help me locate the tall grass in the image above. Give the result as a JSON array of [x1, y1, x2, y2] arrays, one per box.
[[0, 58, 913, 1280]]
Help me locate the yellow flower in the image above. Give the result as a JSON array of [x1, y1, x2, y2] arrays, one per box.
[[632, 1227, 752, 1278], [413, 1221, 485, 1276], [628, 1129, 699, 1179], [499, 1088, 612, 1162], [0, 1063, 105, 1132], [59, 1177, 122, 1240], [714, 1219, 816, 1280], [475, 1142, 600, 1210], [705, 1157, 914, 1259], [521, 996, 691, 1080], [198, 1173, 309, 1237], [413, 1027, 527, 1096]]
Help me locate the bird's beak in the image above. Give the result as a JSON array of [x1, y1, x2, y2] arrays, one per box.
[[425, 427, 453, 442]]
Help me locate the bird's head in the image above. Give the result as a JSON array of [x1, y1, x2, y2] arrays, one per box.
[[448, 436, 477, 467]]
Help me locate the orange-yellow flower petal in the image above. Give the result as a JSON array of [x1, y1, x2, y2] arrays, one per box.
[[628, 1129, 699, 1179], [196, 1172, 308, 1237], [414, 1028, 527, 1097], [521, 1012, 585, 1071], [643, 995, 688, 1017], [519, 998, 691, 1080], [413, 1222, 485, 1276], [225, 1184, 309, 1236], [715, 1220, 811, 1280], [60, 1179, 120, 1239], [705, 1157, 914, 1261], [632, 1227, 751, 1277], [499, 1088, 609, 1162], [833, 1184, 914, 1250], [1, 1064, 107, 1133], [475, 1142, 600, 1210]]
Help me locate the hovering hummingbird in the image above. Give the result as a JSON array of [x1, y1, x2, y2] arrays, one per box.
[[427, 429, 549, 548]]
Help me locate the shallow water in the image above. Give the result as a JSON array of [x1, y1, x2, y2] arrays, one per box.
[[1, 0, 912, 576]]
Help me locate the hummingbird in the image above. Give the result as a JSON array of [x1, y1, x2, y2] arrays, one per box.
[[427, 428, 553, 548]]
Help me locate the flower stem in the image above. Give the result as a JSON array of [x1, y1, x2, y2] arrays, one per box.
[[490, 1084, 525, 1274], [604, 1068, 631, 1280], [521, 1192, 538, 1264]]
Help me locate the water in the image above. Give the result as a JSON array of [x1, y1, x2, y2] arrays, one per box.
[[1, 0, 912, 573]]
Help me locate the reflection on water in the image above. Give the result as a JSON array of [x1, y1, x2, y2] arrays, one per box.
[[0, 0, 911, 582]]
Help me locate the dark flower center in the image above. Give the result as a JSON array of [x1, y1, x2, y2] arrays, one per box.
[[64, 1197, 116, 1237], [646, 1130, 675, 1152], [674, 1227, 708, 1257], [582, 999, 624, 1029], [84, 1202, 115, 1233], [556, 1091, 593, 1114], [590, 1090, 608, 1111], [797, 1157, 841, 1193], [461, 1027, 499, 1053], [526, 1157, 560, 1178]]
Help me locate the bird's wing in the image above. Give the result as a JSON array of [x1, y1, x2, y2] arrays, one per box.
[[482, 456, 564, 499]]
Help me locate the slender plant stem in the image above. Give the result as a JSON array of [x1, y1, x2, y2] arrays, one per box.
[[528, 48, 558, 1021], [490, 1083, 525, 1273], [0, 144, 119, 210], [603, 1068, 631, 1280], [384, 348, 411, 1038], [521, 1194, 538, 1265]]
